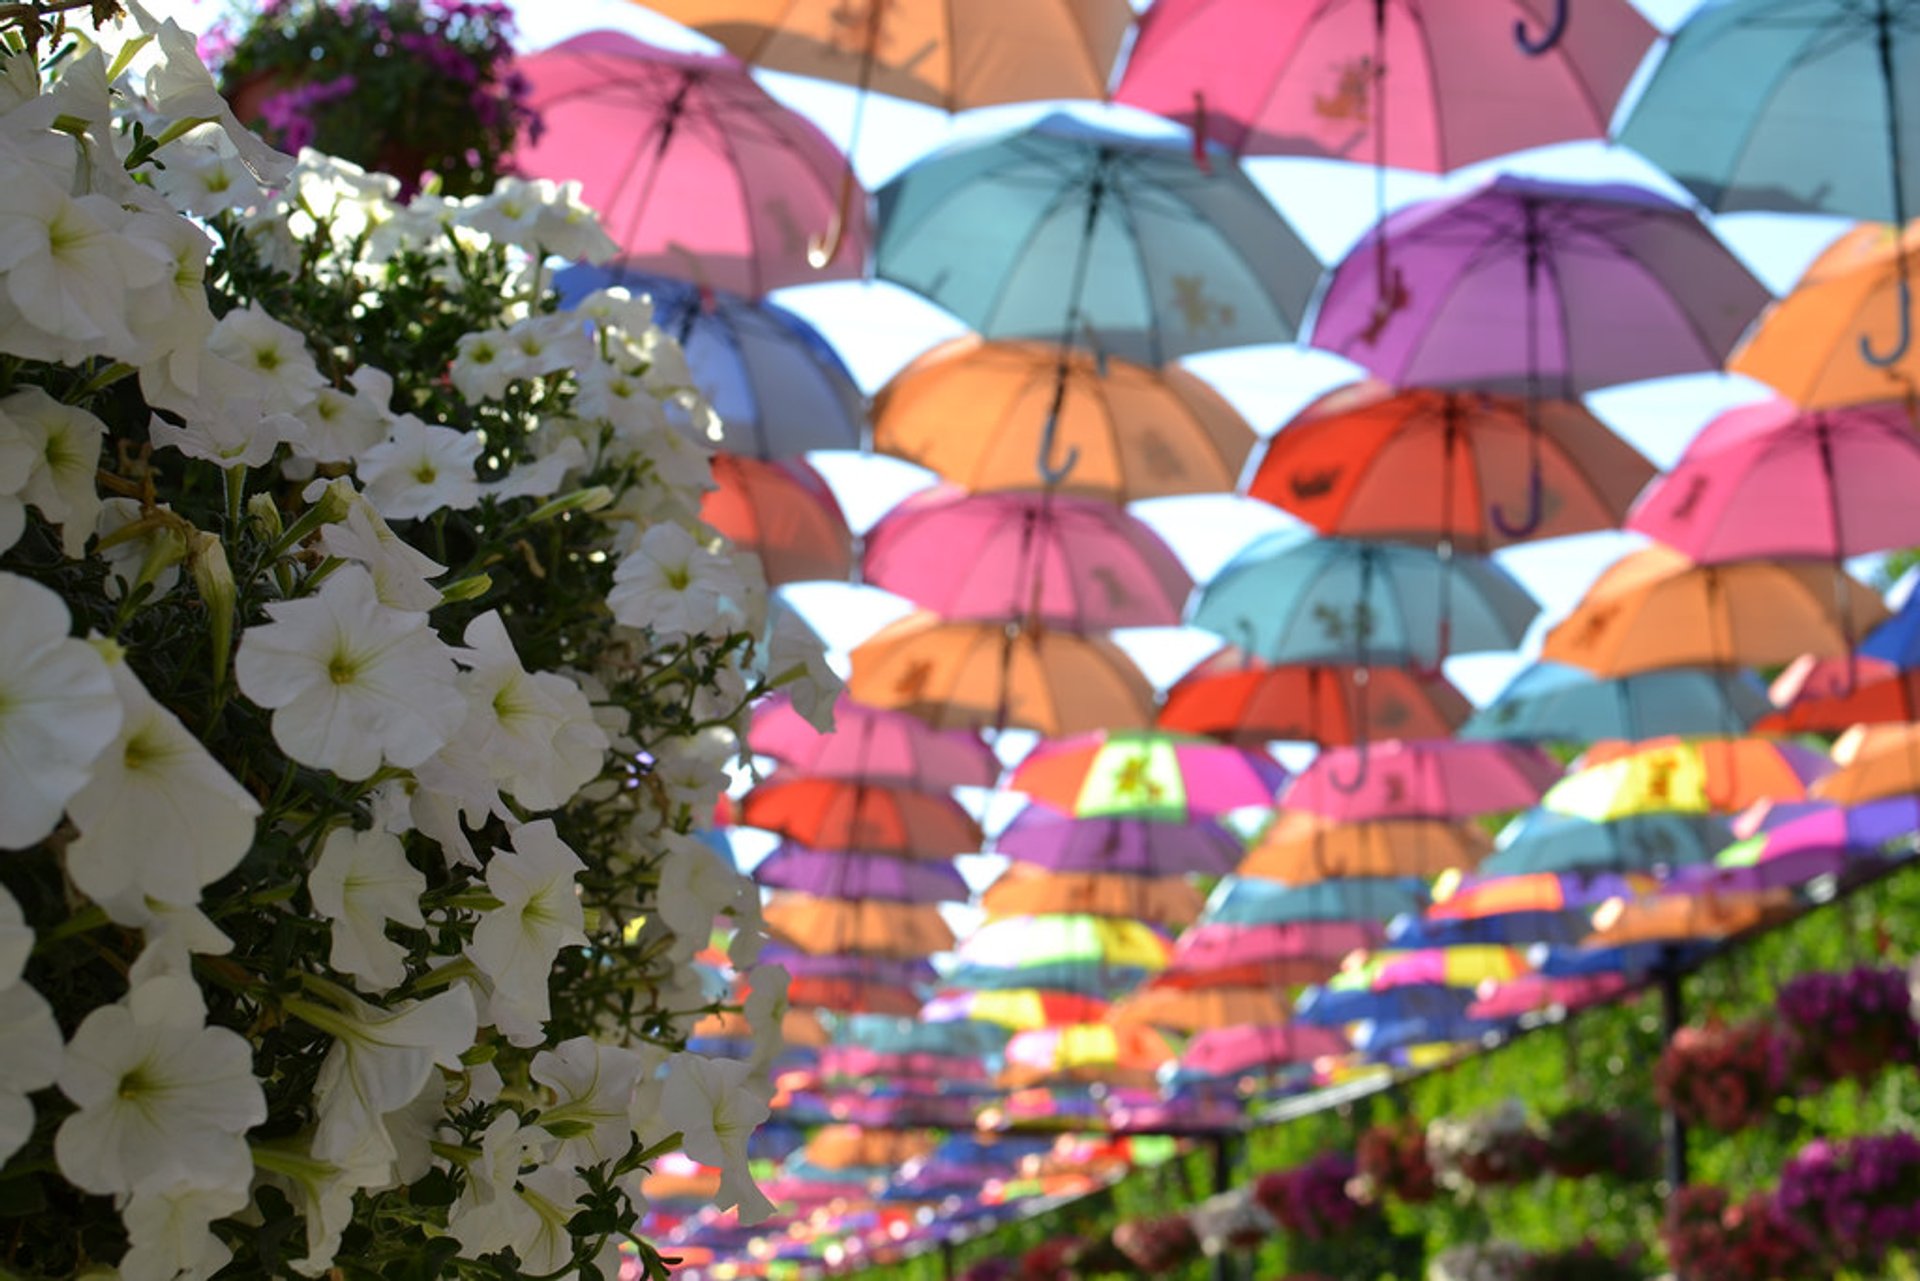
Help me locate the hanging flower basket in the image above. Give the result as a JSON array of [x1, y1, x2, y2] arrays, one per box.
[[1775, 1133, 1920, 1275], [1541, 1106, 1657, 1182], [1355, 1117, 1439, 1203], [1111, 1214, 1202, 1273], [1661, 1183, 1821, 1281], [1426, 1101, 1548, 1192], [1253, 1153, 1378, 1240], [1777, 965, 1920, 1086], [1654, 1018, 1793, 1133]]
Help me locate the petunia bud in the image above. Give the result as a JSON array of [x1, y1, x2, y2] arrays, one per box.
[[188, 531, 236, 687]]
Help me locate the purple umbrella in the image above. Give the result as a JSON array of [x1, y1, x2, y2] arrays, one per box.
[[753, 843, 971, 903], [992, 807, 1242, 876], [760, 946, 939, 990], [1676, 794, 1920, 893]]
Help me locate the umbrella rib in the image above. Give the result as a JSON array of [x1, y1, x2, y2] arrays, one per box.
[[1104, 172, 1169, 366], [977, 152, 1101, 344]]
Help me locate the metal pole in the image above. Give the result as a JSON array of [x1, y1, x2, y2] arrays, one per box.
[[939, 1236, 956, 1281], [1209, 1132, 1240, 1281], [1658, 949, 1689, 1191]]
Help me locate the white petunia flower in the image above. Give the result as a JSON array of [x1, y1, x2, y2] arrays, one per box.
[[766, 605, 842, 734], [532, 1036, 648, 1167], [458, 176, 617, 263], [0, 883, 27, 986], [6, 387, 106, 557], [0, 981, 61, 1165], [95, 498, 184, 603], [65, 653, 261, 908], [465, 820, 587, 1044], [308, 479, 446, 611], [124, 0, 295, 186], [357, 414, 484, 520], [307, 827, 426, 992], [659, 1053, 775, 1222], [252, 1140, 389, 1279], [299, 984, 476, 1172], [741, 964, 791, 1075], [455, 611, 609, 812], [206, 305, 325, 416], [573, 358, 665, 428], [54, 975, 265, 1197], [571, 286, 654, 336], [482, 434, 589, 503], [119, 1179, 247, 1281], [97, 892, 235, 987], [0, 572, 121, 848], [123, 212, 218, 403], [498, 313, 596, 382], [294, 366, 393, 465], [447, 1112, 575, 1267], [650, 727, 739, 817], [608, 522, 742, 639], [448, 329, 517, 404], [147, 125, 264, 217], [0, 397, 32, 552], [234, 565, 466, 780]]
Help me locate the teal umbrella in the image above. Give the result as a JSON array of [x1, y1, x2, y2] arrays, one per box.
[[1205, 876, 1430, 926], [1190, 535, 1539, 670], [875, 113, 1320, 368], [1478, 810, 1733, 877], [1461, 662, 1770, 744]]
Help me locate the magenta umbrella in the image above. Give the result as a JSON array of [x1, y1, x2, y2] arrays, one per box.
[[992, 808, 1243, 877], [863, 486, 1194, 630], [1009, 730, 1288, 820], [1168, 921, 1384, 975], [1628, 400, 1920, 562], [1467, 973, 1627, 1020], [513, 32, 870, 297], [1114, 0, 1654, 171], [1181, 1022, 1352, 1077], [1285, 738, 1561, 822], [752, 844, 971, 904], [748, 693, 1001, 790]]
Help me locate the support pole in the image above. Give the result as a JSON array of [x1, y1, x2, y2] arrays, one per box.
[[939, 1236, 956, 1281], [1209, 1132, 1241, 1281], [1658, 949, 1689, 1192]]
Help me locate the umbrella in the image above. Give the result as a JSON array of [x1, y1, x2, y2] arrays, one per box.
[[515, 34, 868, 296], [1114, 0, 1652, 169], [953, 914, 1173, 978], [1352, 945, 1531, 990], [1431, 870, 1658, 921], [1544, 736, 1834, 819], [1286, 738, 1561, 821], [981, 866, 1205, 930], [1815, 722, 1920, 804], [1002, 1023, 1177, 1088], [1629, 400, 1920, 562], [760, 947, 937, 989], [1679, 821, 1890, 894], [1387, 909, 1588, 948], [1110, 984, 1296, 1032], [1192, 534, 1539, 669], [765, 893, 956, 957], [1759, 666, 1920, 734], [739, 777, 984, 857], [993, 808, 1243, 877], [1467, 973, 1629, 1020], [847, 613, 1156, 735], [749, 693, 1001, 790], [701, 454, 853, 585], [1542, 546, 1889, 677], [788, 976, 924, 1015], [877, 113, 1321, 367], [1584, 889, 1795, 948], [1157, 651, 1470, 747], [1295, 982, 1479, 1027], [1478, 810, 1732, 877], [752, 843, 970, 902], [1179, 1023, 1351, 1078], [863, 487, 1193, 629], [1205, 876, 1430, 926], [1010, 730, 1287, 820], [555, 264, 863, 457], [921, 989, 1112, 1031], [806, 1128, 937, 1172], [1166, 921, 1386, 977], [872, 336, 1257, 502], [812, 1046, 992, 1083], [1240, 813, 1491, 883], [1251, 382, 1655, 552], [838, 1013, 1014, 1057], [1462, 661, 1770, 743]]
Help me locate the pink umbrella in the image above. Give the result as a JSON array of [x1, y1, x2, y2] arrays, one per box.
[[1286, 738, 1561, 822], [1466, 973, 1627, 1020], [1167, 921, 1383, 976], [815, 1048, 991, 1083], [514, 32, 869, 297], [1181, 1023, 1351, 1077], [749, 694, 1001, 790], [863, 486, 1194, 630], [1629, 400, 1920, 562]]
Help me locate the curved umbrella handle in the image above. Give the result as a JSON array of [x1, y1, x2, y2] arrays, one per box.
[[1036, 409, 1081, 486], [1861, 274, 1913, 367], [1190, 90, 1213, 174], [1325, 742, 1372, 794], [1515, 0, 1569, 55], [808, 168, 857, 271], [1490, 465, 1545, 539]]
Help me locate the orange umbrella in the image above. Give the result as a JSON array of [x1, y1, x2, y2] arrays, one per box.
[[848, 612, 1155, 735], [805, 1126, 936, 1171], [740, 777, 983, 858], [980, 864, 1203, 930], [1584, 889, 1793, 948], [1814, 722, 1920, 805], [1552, 735, 1831, 817], [1543, 545, 1888, 676], [1760, 666, 1920, 734], [1249, 382, 1655, 552], [1240, 812, 1491, 883], [701, 455, 853, 586], [765, 893, 956, 958], [871, 337, 1255, 502], [1729, 222, 1920, 410], [693, 1008, 830, 1047], [1156, 649, 1470, 747], [1110, 983, 1294, 1032]]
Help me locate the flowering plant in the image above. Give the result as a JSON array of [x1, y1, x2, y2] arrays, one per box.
[[207, 0, 537, 196], [1540, 1106, 1657, 1182], [1353, 1116, 1438, 1203], [0, 5, 837, 1279], [1774, 1133, 1920, 1273], [1426, 1100, 1548, 1192], [1661, 1183, 1820, 1281], [1111, 1213, 1202, 1272], [1015, 1235, 1088, 1280], [1776, 964, 1920, 1085], [1428, 1242, 1529, 1281], [1189, 1184, 1279, 1254], [1253, 1153, 1377, 1241], [1654, 1019, 1793, 1133], [1512, 1242, 1645, 1281]]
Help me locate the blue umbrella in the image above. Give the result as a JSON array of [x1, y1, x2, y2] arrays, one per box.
[[1296, 983, 1479, 1028], [837, 1014, 1011, 1058], [1535, 942, 1710, 979], [555, 264, 864, 457], [1355, 1014, 1507, 1054], [1206, 877, 1430, 926], [1462, 662, 1770, 743], [1479, 810, 1734, 877], [1191, 535, 1538, 669], [939, 959, 1156, 999], [1386, 911, 1590, 949], [1861, 587, 1920, 667], [876, 113, 1321, 367]]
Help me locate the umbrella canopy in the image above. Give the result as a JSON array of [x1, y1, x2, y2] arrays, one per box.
[[1542, 546, 1889, 677], [1180, 1023, 1351, 1078], [1629, 400, 1920, 562], [1358, 945, 1531, 990], [760, 947, 937, 989], [805, 1127, 937, 1172], [1430, 871, 1660, 920], [1285, 739, 1562, 822], [1468, 974, 1629, 1020], [1011, 730, 1286, 820], [1295, 982, 1479, 1028], [1815, 722, 1920, 804], [1157, 651, 1470, 747], [1584, 889, 1795, 948], [847, 613, 1156, 735], [1544, 736, 1833, 819], [1388, 908, 1588, 949], [639, 0, 1134, 111], [1617, 0, 1920, 221], [1479, 810, 1732, 877], [1241, 813, 1492, 883], [752, 843, 971, 903], [1002, 1023, 1177, 1088], [555, 264, 864, 457], [1311, 175, 1771, 395], [981, 865, 1205, 930], [864, 486, 1193, 629], [1161, 920, 1383, 979], [876, 114, 1322, 364], [1115, 0, 1653, 169], [1760, 667, 1920, 734], [1463, 661, 1770, 743], [739, 777, 985, 857], [702, 455, 853, 585], [813, 1046, 992, 1083], [872, 336, 1257, 502], [1111, 984, 1296, 1033], [838, 1013, 1014, 1057], [515, 33, 868, 295], [765, 893, 957, 958], [954, 914, 1173, 976], [921, 989, 1112, 1031], [1251, 382, 1656, 552], [993, 808, 1243, 877], [788, 975, 924, 1015], [1206, 876, 1430, 926], [1193, 535, 1539, 667], [749, 693, 1001, 789]]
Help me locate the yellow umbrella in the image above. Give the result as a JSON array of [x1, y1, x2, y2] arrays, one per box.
[[1240, 812, 1491, 883], [1545, 736, 1829, 819], [981, 864, 1203, 929], [1814, 722, 1920, 804]]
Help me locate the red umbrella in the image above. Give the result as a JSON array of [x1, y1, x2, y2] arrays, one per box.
[[1180, 1023, 1351, 1078], [748, 694, 1001, 789], [701, 455, 853, 586], [740, 778, 984, 858], [1157, 648, 1470, 747]]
